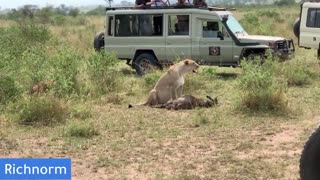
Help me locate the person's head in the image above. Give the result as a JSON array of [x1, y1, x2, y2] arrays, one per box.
[[208, 22, 219, 31]]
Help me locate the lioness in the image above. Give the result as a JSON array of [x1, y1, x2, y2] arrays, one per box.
[[155, 95, 218, 110], [129, 59, 200, 108]]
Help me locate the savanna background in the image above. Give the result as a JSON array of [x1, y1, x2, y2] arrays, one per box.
[[1, 1, 320, 179]]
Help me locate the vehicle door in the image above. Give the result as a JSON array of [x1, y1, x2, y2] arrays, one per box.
[[300, 7, 320, 49], [199, 19, 234, 65], [165, 14, 192, 61]]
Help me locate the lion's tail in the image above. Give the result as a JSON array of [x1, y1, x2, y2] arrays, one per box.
[[128, 102, 148, 108]]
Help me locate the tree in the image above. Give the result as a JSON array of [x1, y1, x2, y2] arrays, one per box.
[[21, 5, 39, 19], [55, 4, 68, 15], [69, 8, 80, 17], [274, 0, 295, 6], [105, 0, 113, 7]]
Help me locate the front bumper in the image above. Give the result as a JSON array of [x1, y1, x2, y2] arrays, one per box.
[[274, 39, 295, 59]]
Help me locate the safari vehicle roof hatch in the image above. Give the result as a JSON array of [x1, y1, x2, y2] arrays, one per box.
[[105, 5, 235, 12]]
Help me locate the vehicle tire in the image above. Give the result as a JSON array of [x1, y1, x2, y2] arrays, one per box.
[[293, 18, 300, 38], [94, 32, 104, 52], [247, 53, 265, 62], [134, 53, 161, 76], [300, 126, 320, 180]]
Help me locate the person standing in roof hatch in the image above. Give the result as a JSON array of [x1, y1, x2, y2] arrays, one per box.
[[135, 0, 154, 35], [135, 0, 154, 7]]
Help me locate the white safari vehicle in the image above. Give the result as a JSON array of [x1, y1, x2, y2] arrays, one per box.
[[94, 5, 295, 75], [294, 1, 320, 61]]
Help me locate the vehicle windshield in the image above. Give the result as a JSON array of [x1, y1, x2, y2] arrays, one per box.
[[226, 15, 247, 35]]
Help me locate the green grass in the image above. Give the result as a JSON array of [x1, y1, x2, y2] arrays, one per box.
[[0, 5, 319, 179], [64, 121, 98, 138], [10, 96, 67, 126]]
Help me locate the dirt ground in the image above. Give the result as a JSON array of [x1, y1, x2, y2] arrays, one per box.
[[1, 106, 319, 180]]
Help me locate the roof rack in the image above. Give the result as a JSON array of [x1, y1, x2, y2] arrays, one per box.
[[105, 5, 236, 11]]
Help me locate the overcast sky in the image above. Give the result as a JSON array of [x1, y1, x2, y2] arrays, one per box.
[[0, 0, 119, 9]]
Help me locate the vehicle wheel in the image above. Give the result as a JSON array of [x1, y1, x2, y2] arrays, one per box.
[[247, 53, 265, 62], [293, 18, 300, 38], [94, 32, 104, 52], [300, 126, 320, 180], [134, 53, 161, 76]]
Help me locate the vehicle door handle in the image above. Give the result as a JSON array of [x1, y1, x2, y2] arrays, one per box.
[[314, 37, 316, 41]]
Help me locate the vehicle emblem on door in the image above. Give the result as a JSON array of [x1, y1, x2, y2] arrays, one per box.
[[209, 47, 220, 56]]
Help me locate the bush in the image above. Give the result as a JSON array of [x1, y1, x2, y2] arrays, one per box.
[[282, 60, 314, 86], [238, 58, 288, 111], [0, 75, 20, 105], [0, 23, 50, 58], [48, 46, 82, 97], [13, 96, 67, 126], [257, 10, 284, 23], [183, 75, 207, 94], [86, 51, 120, 96], [143, 71, 162, 89], [64, 121, 98, 138], [70, 105, 92, 120], [240, 11, 283, 36], [0, 23, 123, 99], [52, 15, 66, 26], [274, 0, 296, 6], [200, 67, 217, 78]]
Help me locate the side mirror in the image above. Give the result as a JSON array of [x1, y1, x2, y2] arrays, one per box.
[[217, 31, 224, 40], [222, 15, 228, 23]]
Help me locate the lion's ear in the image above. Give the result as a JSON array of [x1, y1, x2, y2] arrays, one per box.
[[184, 60, 189, 65]]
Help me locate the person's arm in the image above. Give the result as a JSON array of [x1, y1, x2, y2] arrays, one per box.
[[203, 1, 208, 7], [135, 4, 144, 7], [145, 0, 156, 6], [135, 0, 145, 7], [160, 0, 168, 6]]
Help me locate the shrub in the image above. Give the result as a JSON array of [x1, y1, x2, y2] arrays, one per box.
[[48, 47, 82, 97], [257, 10, 284, 23], [0, 75, 20, 105], [17, 22, 50, 45], [0, 23, 51, 67], [70, 105, 92, 120], [52, 15, 66, 26], [274, 0, 296, 6], [86, 51, 120, 96], [282, 60, 314, 86], [240, 12, 277, 36], [72, 16, 87, 26], [200, 67, 217, 78], [183, 75, 207, 94], [143, 71, 162, 89], [238, 58, 288, 111], [13, 96, 67, 126], [64, 121, 98, 138]]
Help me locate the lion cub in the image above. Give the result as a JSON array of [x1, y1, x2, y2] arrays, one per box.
[[155, 95, 218, 110], [129, 59, 200, 108]]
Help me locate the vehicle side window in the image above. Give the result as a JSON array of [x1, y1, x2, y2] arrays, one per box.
[[202, 21, 219, 38], [307, 8, 320, 28], [115, 14, 163, 36], [115, 15, 137, 36], [108, 16, 114, 36], [168, 15, 189, 36]]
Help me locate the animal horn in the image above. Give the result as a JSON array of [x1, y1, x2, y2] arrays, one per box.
[[206, 95, 214, 102]]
